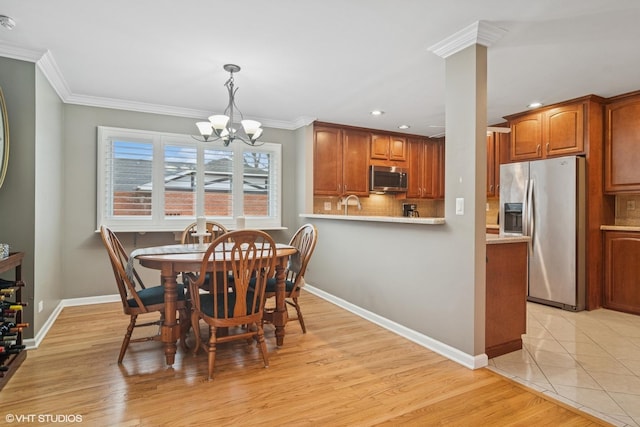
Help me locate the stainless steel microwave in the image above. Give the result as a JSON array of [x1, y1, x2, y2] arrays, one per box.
[[370, 165, 408, 192]]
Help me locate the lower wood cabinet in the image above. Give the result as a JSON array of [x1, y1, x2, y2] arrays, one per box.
[[604, 231, 640, 314], [486, 241, 527, 358]]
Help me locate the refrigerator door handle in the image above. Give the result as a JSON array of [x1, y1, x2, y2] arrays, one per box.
[[528, 179, 535, 254], [522, 178, 530, 236]]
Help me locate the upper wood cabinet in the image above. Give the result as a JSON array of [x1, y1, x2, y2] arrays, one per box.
[[313, 124, 370, 196], [604, 91, 640, 193], [371, 134, 406, 163], [487, 133, 497, 198], [434, 138, 445, 199], [407, 138, 443, 199], [487, 130, 510, 198], [507, 101, 585, 161]]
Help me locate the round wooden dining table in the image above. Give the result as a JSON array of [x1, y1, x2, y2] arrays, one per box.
[[135, 243, 297, 366]]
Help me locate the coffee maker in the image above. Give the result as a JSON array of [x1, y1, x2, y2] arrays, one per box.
[[402, 203, 419, 217]]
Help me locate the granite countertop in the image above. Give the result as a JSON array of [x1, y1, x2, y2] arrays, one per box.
[[486, 234, 531, 244], [300, 213, 446, 225], [600, 225, 640, 232]]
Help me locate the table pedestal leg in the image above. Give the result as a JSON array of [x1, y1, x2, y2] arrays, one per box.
[[273, 263, 288, 346], [161, 273, 180, 366]]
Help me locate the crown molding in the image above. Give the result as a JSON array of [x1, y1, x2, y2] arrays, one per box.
[[1, 43, 307, 131], [428, 20, 507, 59], [64, 93, 309, 130], [36, 50, 73, 100], [0, 41, 45, 62]]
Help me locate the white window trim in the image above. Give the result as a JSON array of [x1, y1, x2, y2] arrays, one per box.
[[97, 126, 282, 232]]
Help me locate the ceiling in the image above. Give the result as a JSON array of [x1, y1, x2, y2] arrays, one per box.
[[1, 0, 639, 137]]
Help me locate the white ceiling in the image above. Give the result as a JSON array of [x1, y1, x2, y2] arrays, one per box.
[[1, 0, 639, 137]]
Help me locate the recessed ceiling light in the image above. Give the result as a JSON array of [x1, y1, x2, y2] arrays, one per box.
[[370, 110, 384, 116], [0, 15, 16, 30], [527, 102, 543, 108], [398, 124, 410, 130]]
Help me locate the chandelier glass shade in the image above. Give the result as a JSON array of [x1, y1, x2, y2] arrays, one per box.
[[195, 64, 263, 146]]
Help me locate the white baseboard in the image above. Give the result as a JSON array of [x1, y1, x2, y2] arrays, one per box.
[[25, 294, 120, 350], [304, 284, 488, 370]]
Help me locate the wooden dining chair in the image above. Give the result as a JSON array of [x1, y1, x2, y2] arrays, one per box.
[[263, 223, 318, 333], [185, 229, 277, 380], [100, 225, 189, 363], [180, 220, 228, 245], [181, 220, 229, 291]]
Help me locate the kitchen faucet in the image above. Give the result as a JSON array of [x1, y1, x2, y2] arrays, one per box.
[[341, 194, 362, 215]]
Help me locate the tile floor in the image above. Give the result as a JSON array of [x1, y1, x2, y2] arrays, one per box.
[[488, 302, 640, 426]]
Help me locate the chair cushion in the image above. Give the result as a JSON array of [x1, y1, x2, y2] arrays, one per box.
[[127, 283, 186, 308], [265, 277, 295, 293], [198, 291, 260, 318]]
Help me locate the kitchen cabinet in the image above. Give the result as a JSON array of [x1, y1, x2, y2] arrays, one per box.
[[371, 134, 406, 163], [486, 130, 510, 198], [603, 230, 640, 315], [507, 101, 585, 161], [313, 124, 370, 196], [604, 91, 640, 193], [407, 138, 441, 199], [486, 133, 496, 198], [486, 241, 527, 358], [434, 138, 445, 199]]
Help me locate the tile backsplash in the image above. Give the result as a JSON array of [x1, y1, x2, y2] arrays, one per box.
[[615, 194, 640, 226], [313, 195, 444, 218], [487, 199, 500, 225], [313, 194, 640, 226]]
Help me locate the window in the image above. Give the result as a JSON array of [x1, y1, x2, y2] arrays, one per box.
[[97, 126, 281, 231]]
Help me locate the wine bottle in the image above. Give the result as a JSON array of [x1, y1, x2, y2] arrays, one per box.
[[0, 322, 27, 335], [0, 302, 26, 311], [0, 278, 15, 286], [1, 300, 27, 306]]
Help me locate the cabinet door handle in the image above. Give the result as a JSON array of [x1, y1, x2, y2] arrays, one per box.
[[536, 144, 541, 155], [546, 142, 550, 154], [490, 184, 494, 192]]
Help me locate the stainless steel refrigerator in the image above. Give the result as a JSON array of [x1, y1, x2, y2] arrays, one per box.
[[499, 155, 586, 311]]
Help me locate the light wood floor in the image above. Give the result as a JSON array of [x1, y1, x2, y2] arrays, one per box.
[[1, 292, 609, 426]]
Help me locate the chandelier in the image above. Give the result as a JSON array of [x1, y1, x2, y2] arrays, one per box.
[[195, 64, 264, 146]]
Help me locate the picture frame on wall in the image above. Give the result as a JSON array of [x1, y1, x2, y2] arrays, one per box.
[[0, 86, 9, 189]]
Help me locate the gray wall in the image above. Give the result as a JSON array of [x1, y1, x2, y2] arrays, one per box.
[[0, 57, 37, 338], [34, 67, 64, 332]]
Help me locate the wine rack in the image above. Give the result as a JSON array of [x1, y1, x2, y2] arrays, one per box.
[[0, 252, 27, 391]]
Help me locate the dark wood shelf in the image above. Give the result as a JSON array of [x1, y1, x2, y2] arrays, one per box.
[[1, 252, 28, 391]]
